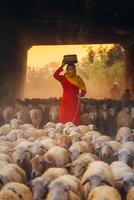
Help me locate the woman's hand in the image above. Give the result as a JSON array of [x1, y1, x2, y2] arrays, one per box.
[[61, 60, 66, 67]]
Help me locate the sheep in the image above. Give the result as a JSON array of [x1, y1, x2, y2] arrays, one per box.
[[65, 153, 98, 178], [99, 140, 121, 164], [117, 107, 132, 129], [6, 129, 25, 142], [0, 164, 27, 188], [44, 122, 56, 129], [19, 123, 34, 131], [81, 161, 114, 199], [38, 137, 57, 150], [10, 118, 23, 129], [87, 185, 121, 200], [63, 123, 80, 135], [0, 182, 32, 200], [0, 124, 11, 136], [116, 126, 133, 143], [47, 191, 81, 200], [122, 173, 134, 193], [30, 141, 47, 156], [0, 153, 13, 168], [0, 153, 12, 163], [15, 106, 31, 124], [0, 141, 13, 149], [29, 108, 43, 128], [30, 155, 45, 178], [110, 161, 133, 181], [46, 174, 83, 200], [92, 135, 111, 156], [68, 131, 82, 143], [23, 127, 39, 139], [13, 142, 33, 165], [127, 187, 134, 200], [2, 106, 15, 124], [30, 168, 68, 200], [110, 161, 134, 193], [0, 145, 12, 156], [12, 142, 33, 180], [55, 122, 64, 131], [57, 134, 72, 149], [69, 141, 93, 161], [90, 131, 102, 142], [43, 146, 70, 167], [77, 125, 91, 134], [29, 176, 47, 200], [49, 104, 59, 123], [80, 113, 90, 125], [46, 127, 58, 139], [118, 141, 134, 167], [31, 146, 69, 178]]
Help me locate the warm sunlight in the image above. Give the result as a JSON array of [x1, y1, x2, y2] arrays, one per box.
[[27, 44, 114, 69], [25, 44, 124, 99]]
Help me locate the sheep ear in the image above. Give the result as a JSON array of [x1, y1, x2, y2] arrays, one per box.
[[64, 163, 72, 169], [9, 147, 15, 152], [68, 185, 81, 196], [113, 151, 118, 156], [44, 157, 56, 167], [40, 145, 47, 152], [82, 178, 91, 185], [27, 180, 32, 188], [0, 176, 4, 187], [100, 176, 112, 186]]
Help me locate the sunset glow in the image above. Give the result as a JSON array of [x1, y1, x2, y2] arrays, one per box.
[[25, 43, 121, 99], [27, 44, 114, 69]]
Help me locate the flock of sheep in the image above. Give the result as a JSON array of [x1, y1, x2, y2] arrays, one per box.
[[0, 99, 133, 200]]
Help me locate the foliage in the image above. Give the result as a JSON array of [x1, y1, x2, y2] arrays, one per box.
[[77, 44, 125, 98]]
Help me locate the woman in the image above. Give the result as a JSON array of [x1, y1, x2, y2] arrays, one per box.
[[53, 61, 86, 125]]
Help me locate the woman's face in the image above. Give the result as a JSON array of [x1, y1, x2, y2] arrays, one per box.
[[66, 65, 76, 77]]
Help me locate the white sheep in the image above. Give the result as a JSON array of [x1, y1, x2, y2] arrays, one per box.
[[81, 161, 114, 199], [69, 141, 93, 161], [0, 164, 27, 188], [46, 174, 83, 200], [31, 168, 68, 200]]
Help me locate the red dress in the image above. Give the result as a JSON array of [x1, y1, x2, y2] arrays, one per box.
[[53, 66, 81, 125]]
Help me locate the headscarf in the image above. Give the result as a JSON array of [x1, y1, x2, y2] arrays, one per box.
[[64, 64, 86, 91]]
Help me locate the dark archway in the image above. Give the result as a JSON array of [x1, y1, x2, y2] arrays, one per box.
[[0, 0, 134, 101]]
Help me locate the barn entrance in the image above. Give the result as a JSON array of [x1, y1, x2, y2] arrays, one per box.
[[24, 44, 125, 99]]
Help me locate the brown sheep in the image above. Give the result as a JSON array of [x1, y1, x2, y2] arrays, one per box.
[[43, 146, 69, 167], [57, 134, 72, 150], [31, 146, 69, 178], [30, 155, 45, 179], [30, 168, 68, 200], [87, 185, 121, 200], [116, 127, 133, 143], [0, 182, 32, 200], [127, 187, 134, 200], [29, 108, 43, 128], [117, 107, 132, 129]]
